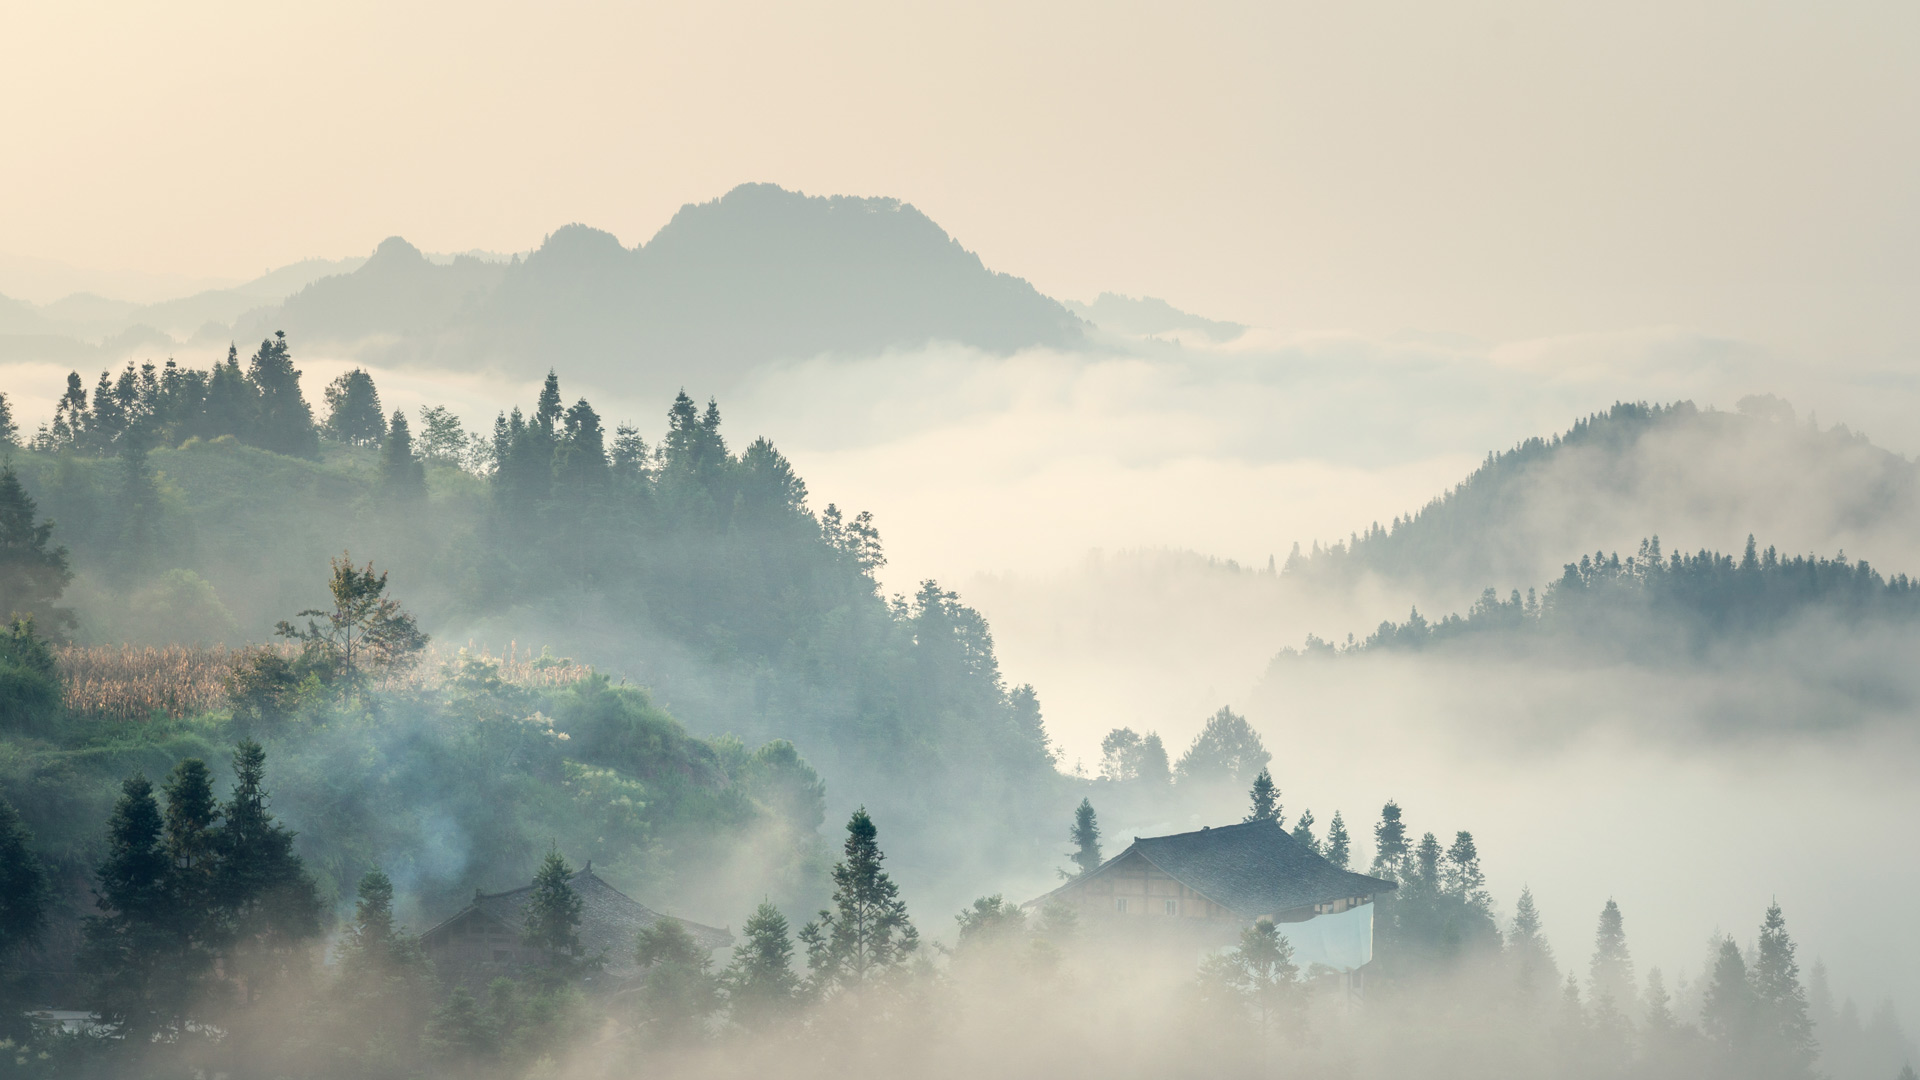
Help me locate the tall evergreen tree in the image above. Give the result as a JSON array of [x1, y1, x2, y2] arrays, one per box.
[[0, 794, 48, 963], [1702, 936, 1754, 1061], [1067, 798, 1101, 877], [116, 438, 164, 563], [1752, 901, 1817, 1079], [1324, 811, 1351, 870], [87, 368, 126, 451], [48, 372, 88, 449], [217, 741, 323, 1005], [634, 918, 719, 1045], [799, 808, 918, 994], [1443, 831, 1487, 904], [1244, 767, 1281, 824], [81, 775, 185, 1041], [323, 368, 386, 445], [722, 901, 801, 1031], [1589, 898, 1636, 1013], [331, 867, 430, 1078], [0, 465, 75, 633], [203, 345, 255, 439], [1371, 801, 1409, 880], [1508, 886, 1560, 1005], [0, 391, 16, 448], [1412, 832, 1443, 892], [557, 397, 609, 492], [246, 332, 319, 457], [379, 410, 426, 498], [522, 850, 588, 977], [1290, 808, 1319, 853]]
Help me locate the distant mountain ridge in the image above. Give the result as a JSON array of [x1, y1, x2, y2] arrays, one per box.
[[242, 183, 1086, 383]]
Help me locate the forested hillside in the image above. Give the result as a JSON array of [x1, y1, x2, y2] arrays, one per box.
[[1284, 400, 1920, 597], [0, 335, 1067, 899]]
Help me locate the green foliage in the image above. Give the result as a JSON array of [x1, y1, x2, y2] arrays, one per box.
[[1243, 767, 1280, 824], [953, 894, 1027, 954], [521, 850, 589, 977], [1323, 810, 1351, 870], [1196, 918, 1304, 1041], [1177, 707, 1270, 789], [275, 553, 428, 694], [323, 368, 386, 446], [1589, 898, 1635, 1012], [0, 466, 73, 635], [379, 410, 426, 499], [722, 901, 801, 1031], [1290, 808, 1318, 853], [0, 618, 59, 733], [1066, 798, 1101, 877], [634, 918, 719, 1045], [800, 808, 917, 995], [246, 332, 320, 458]]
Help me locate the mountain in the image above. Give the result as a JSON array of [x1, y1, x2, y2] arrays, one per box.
[[245, 183, 1086, 382], [1066, 292, 1246, 343], [1284, 398, 1920, 597]]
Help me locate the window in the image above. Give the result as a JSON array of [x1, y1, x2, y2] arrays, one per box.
[[1115, 898, 1128, 913], [1165, 900, 1179, 916]]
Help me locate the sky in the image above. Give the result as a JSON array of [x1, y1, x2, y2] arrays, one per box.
[[5, 0, 1919, 361]]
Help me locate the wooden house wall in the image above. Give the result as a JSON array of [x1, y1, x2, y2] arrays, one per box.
[[1049, 850, 1236, 922]]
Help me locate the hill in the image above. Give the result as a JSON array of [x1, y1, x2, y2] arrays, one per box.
[[1283, 399, 1920, 598]]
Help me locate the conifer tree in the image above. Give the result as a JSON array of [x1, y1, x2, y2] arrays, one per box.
[[0, 391, 16, 448], [217, 741, 323, 1004], [1589, 898, 1636, 1013], [0, 794, 48, 963], [1702, 936, 1754, 1059], [1508, 886, 1560, 1004], [722, 901, 801, 1031], [1371, 800, 1409, 880], [1413, 832, 1443, 892], [799, 808, 918, 994], [161, 758, 222, 947], [379, 410, 426, 498], [1444, 830, 1487, 908], [203, 345, 255, 440], [116, 438, 164, 561], [634, 919, 718, 1045], [1644, 967, 1677, 1041], [323, 368, 386, 445], [1324, 811, 1351, 870], [87, 369, 126, 451], [424, 987, 497, 1065], [81, 775, 183, 1040], [0, 465, 75, 633], [1290, 808, 1319, 853], [331, 867, 430, 1077], [1067, 798, 1102, 877], [522, 850, 588, 977], [246, 332, 319, 457], [1752, 901, 1817, 1079], [48, 372, 88, 449], [1244, 767, 1281, 824], [557, 398, 609, 492]]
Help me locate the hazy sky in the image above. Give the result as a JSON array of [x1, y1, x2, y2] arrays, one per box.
[[6, 0, 1917, 357]]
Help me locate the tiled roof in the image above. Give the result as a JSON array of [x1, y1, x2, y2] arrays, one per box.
[[1084, 819, 1397, 918], [436, 867, 732, 971]]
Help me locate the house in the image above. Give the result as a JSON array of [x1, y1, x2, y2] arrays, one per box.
[[1030, 819, 1397, 972], [420, 864, 732, 991]]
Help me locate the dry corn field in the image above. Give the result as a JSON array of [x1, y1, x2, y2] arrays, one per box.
[[55, 641, 595, 721]]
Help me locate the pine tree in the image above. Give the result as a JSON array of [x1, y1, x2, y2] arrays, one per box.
[[48, 372, 88, 449], [798, 808, 918, 994], [522, 850, 588, 977], [1138, 732, 1171, 785], [1644, 967, 1677, 1041], [1702, 936, 1754, 1058], [1752, 902, 1817, 1079], [203, 345, 255, 440], [379, 410, 426, 499], [1324, 811, 1351, 870], [1291, 808, 1319, 853], [1508, 886, 1560, 1005], [1371, 801, 1408, 880], [0, 465, 75, 633], [1413, 832, 1443, 892], [87, 369, 126, 451], [1244, 767, 1281, 824], [80, 774, 184, 1040], [635, 919, 718, 1045], [116, 438, 164, 562], [1067, 798, 1102, 877], [1589, 898, 1636, 1013], [557, 398, 609, 492], [1444, 830, 1488, 908], [217, 741, 323, 1005], [424, 987, 497, 1065], [722, 901, 800, 1031], [323, 368, 386, 445], [0, 794, 48, 962], [0, 392, 16, 449], [331, 867, 430, 1077], [160, 758, 222, 947], [246, 332, 319, 457]]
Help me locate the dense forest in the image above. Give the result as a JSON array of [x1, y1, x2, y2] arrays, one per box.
[[0, 337, 1064, 895], [1283, 535, 1920, 663]]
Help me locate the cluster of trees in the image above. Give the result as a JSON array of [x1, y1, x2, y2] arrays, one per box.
[[1096, 706, 1269, 788], [1284, 534, 1920, 662], [5, 340, 1063, 903]]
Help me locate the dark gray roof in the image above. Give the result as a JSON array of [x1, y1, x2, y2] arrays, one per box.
[[429, 867, 732, 970], [1102, 820, 1396, 918]]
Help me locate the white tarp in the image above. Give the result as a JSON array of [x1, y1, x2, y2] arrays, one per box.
[[1278, 903, 1373, 973]]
